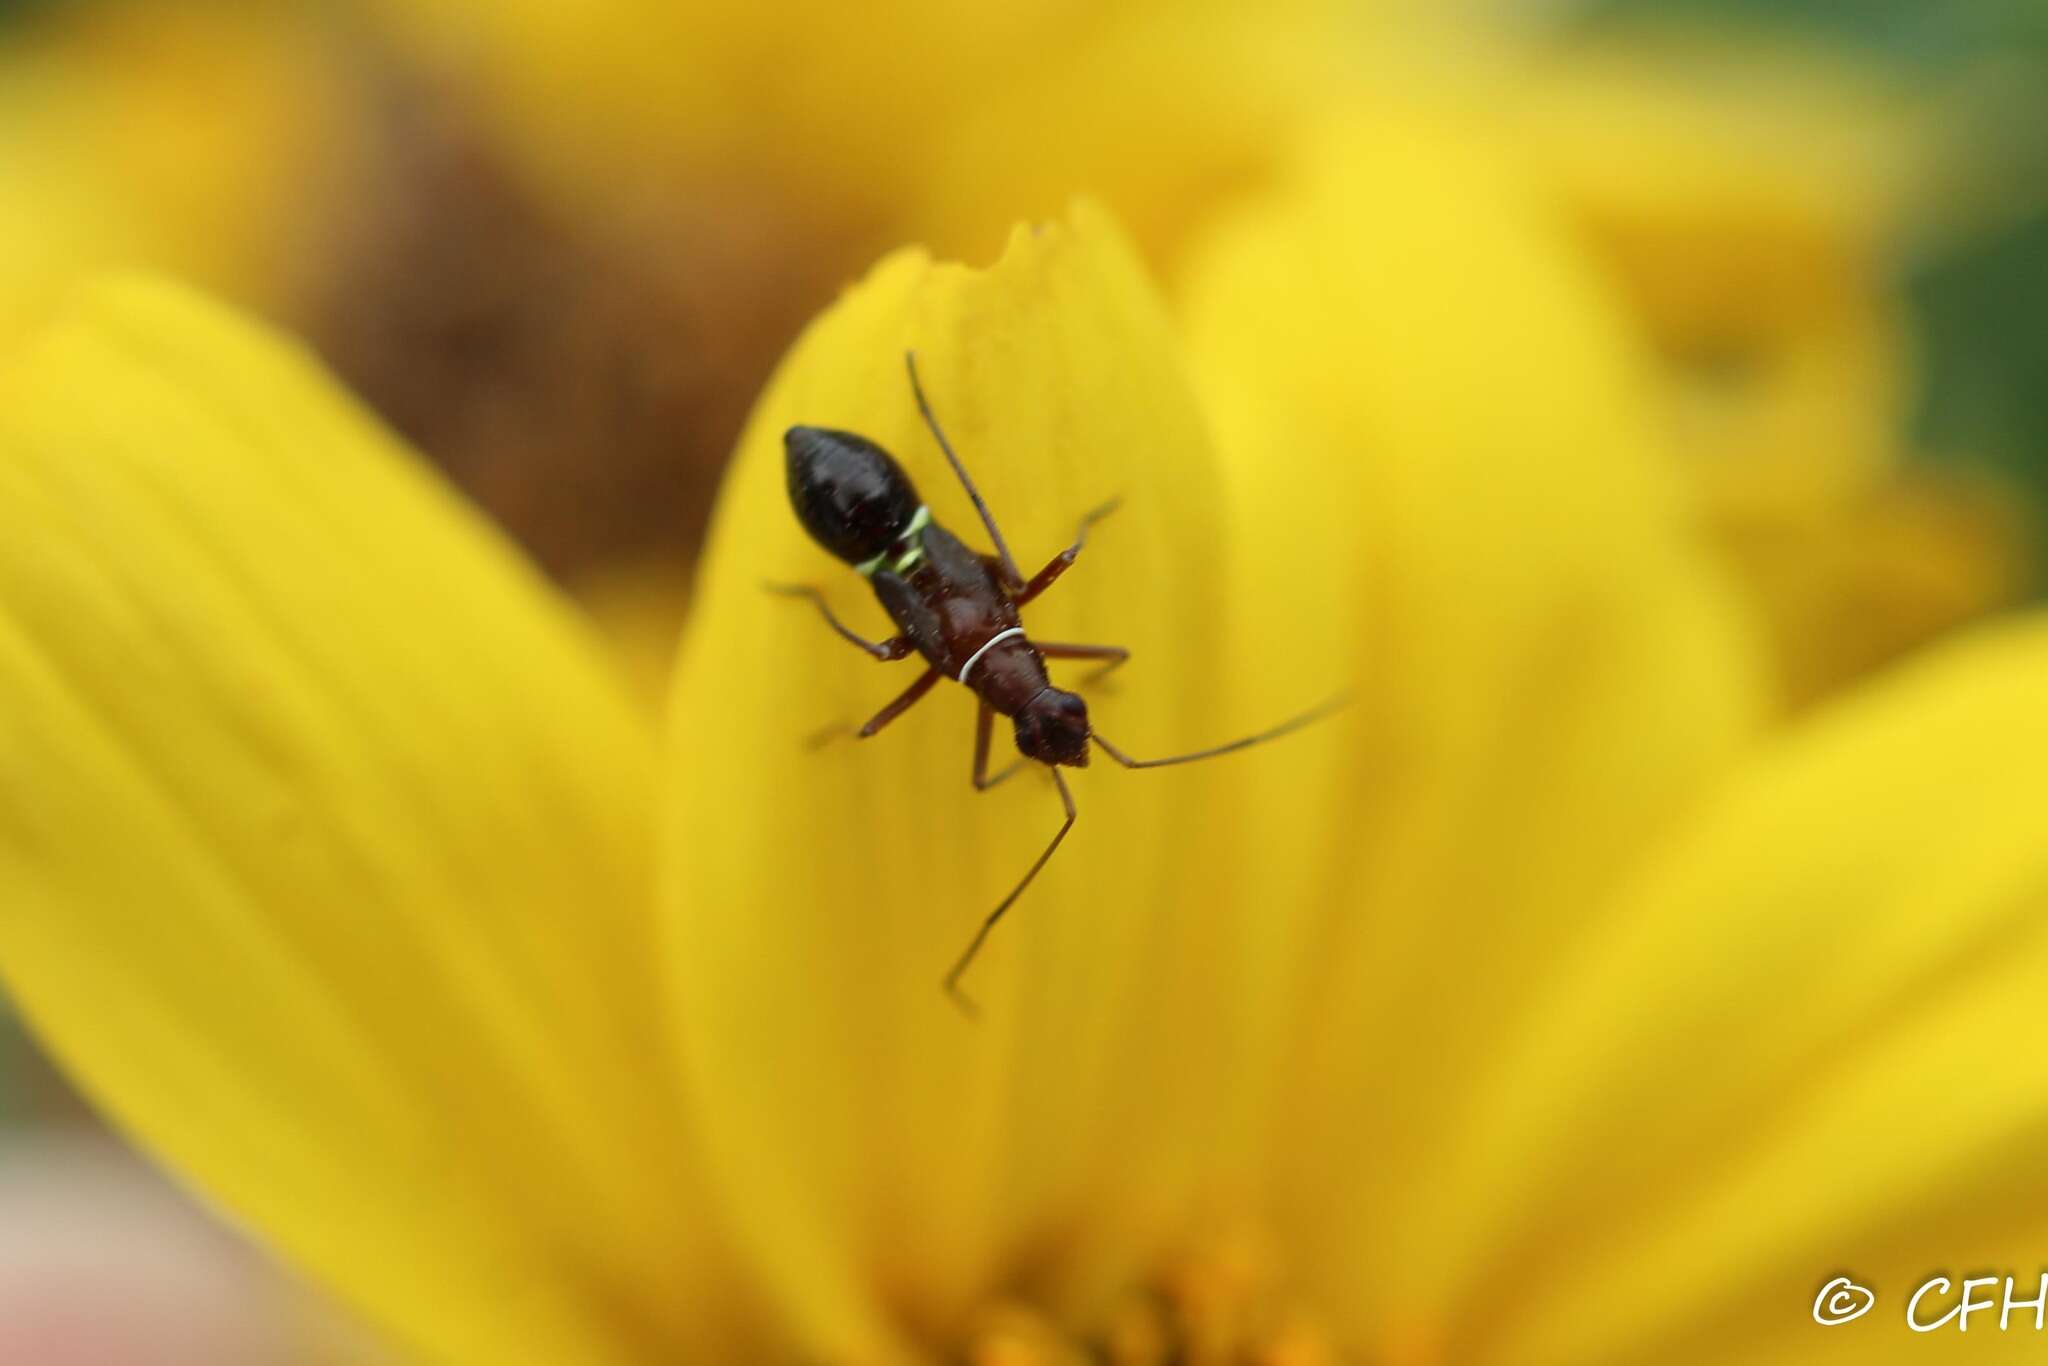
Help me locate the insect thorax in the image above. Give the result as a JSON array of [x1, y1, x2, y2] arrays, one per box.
[[853, 505, 932, 578]]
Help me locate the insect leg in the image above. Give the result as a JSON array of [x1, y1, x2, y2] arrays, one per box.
[[858, 667, 942, 738], [944, 768, 1075, 1016], [971, 701, 1025, 791], [764, 582, 914, 660], [1091, 693, 1351, 769], [802, 720, 856, 751], [905, 351, 1026, 592], [1015, 499, 1121, 606], [1034, 640, 1131, 687]]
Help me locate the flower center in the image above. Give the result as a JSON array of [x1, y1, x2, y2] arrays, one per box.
[[957, 1236, 1364, 1366]]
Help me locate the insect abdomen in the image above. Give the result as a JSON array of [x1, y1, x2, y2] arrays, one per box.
[[784, 426, 922, 566]]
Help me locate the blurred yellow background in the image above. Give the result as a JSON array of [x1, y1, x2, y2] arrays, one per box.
[[2, 0, 2045, 1362]]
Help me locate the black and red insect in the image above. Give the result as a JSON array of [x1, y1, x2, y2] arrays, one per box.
[[772, 354, 1336, 1012]]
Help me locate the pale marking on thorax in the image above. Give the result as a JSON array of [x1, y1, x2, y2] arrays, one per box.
[[854, 504, 932, 578], [958, 627, 1027, 685]]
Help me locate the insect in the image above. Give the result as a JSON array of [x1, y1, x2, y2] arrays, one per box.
[[771, 353, 1339, 1012]]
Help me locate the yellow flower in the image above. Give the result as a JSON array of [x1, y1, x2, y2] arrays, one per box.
[[4, 162, 2046, 1366], [12, 3, 2022, 705], [0, 1, 364, 354], [1503, 34, 2033, 705], [324, 3, 2038, 717], [354, 0, 1350, 262]]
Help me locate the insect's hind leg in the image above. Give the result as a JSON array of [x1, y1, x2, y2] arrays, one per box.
[[859, 667, 942, 738], [802, 666, 940, 752], [764, 582, 914, 660], [944, 768, 1076, 1015], [1037, 640, 1131, 688]]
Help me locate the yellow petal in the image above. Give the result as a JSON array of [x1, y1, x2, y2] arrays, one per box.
[[354, 0, 1351, 268], [356, 0, 1114, 233], [663, 204, 1247, 1358], [1511, 36, 1940, 345], [909, 8, 1348, 266], [1502, 39, 2034, 704], [0, 279, 731, 1363], [1432, 615, 2048, 1364], [1174, 111, 1769, 1332], [0, 5, 366, 353], [1712, 468, 2033, 709], [569, 556, 693, 717]]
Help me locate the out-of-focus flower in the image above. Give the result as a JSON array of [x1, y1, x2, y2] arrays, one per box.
[[305, 0, 1375, 657], [570, 557, 695, 716], [0, 271, 745, 1362], [299, 90, 846, 581], [319, 2, 2040, 707], [6, 131, 2048, 1363], [0, 0, 842, 580], [0, 1, 364, 354], [350, 0, 1349, 262], [1502, 34, 2035, 705], [3, 3, 2029, 710]]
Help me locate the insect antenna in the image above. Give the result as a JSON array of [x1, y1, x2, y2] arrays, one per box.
[[1091, 692, 1351, 769], [905, 351, 1026, 590], [944, 767, 1076, 1016]]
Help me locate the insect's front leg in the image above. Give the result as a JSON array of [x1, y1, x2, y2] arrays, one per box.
[[1015, 500, 1121, 606], [764, 582, 914, 659]]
